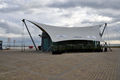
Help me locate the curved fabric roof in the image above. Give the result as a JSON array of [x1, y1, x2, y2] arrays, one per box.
[[28, 20, 103, 42]]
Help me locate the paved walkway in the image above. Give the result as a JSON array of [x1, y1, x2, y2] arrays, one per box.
[[0, 48, 120, 80]]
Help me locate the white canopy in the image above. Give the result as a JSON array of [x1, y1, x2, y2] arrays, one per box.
[[28, 20, 103, 42]]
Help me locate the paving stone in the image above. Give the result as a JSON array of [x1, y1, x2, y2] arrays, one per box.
[[0, 48, 120, 80]]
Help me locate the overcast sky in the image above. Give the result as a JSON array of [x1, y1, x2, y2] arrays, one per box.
[[0, 0, 120, 45]]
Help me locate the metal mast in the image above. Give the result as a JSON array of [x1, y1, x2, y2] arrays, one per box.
[[101, 23, 107, 37], [22, 19, 38, 51]]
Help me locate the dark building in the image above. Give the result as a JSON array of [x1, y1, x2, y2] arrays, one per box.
[[0, 41, 2, 50]]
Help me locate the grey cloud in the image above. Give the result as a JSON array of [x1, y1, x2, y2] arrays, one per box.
[[81, 20, 106, 25], [48, 0, 120, 10], [0, 7, 24, 13], [0, 21, 22, 34], [0, 0, 45, 13], [96, 11, 120, 24], [0, 0, 120, 44]]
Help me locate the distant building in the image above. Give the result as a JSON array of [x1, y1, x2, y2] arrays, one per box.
[[0, 41, 2, 50], [24, 20, 106, 54]]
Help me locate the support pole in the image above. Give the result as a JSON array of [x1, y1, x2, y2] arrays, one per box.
[[22, 19, 38, 51], [101, 23, 107, 37]]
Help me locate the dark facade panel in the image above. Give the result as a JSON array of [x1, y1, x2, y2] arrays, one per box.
[[41, 32, 52, 52], [51, 40, 102, 54], [0, 41, 2, 50]]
